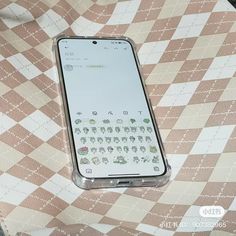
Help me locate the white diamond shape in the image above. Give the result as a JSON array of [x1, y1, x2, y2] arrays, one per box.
[[138, 41, 169, 65], [0, 112, 16, 135], [159, 81, 200, 106], [19, 110, 61, 141], [0, 3, 34, 28], [191, 125, 234, 154], [36, 9, 69, 37], [41, 174, 83, 204], [71, 16, 103, 36], [7, 53, 41, 80], [0, 173, 37, 205], [107, 0, 141, 25], [203, 55, 236, 81], [172, 13, 210, 39]]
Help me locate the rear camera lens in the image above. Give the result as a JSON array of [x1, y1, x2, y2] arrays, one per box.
[[92, 41, 97, 44]]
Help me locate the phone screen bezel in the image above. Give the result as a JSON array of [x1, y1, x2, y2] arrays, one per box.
[[57, 36, 167, 179]]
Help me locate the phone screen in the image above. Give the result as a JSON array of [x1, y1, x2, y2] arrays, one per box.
[[58, 38, 166, 178]]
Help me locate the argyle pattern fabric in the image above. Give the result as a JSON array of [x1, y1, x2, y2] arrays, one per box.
[[0, 0, 236, 235]]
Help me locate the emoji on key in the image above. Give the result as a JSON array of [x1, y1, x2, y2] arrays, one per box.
[[133, 156, 140, 163], [80, 137, 86, 144], [103, 119, 110, 124], [116, 119, 123, 124], [150, 146, 158, 153], [78, 147, 88, 155], [132, 146, 138, 153], [75, 119, 82, 124], [97, 137, 103, 143], [143, 118, 150, 124], [130, 118, 136, 123], [115, 127, 121, 133], [100, 127, 106, 133], [89, 119, 96, 124], [83, 127, 89, 134], [102, 157, 109, 164], [80, 158, 90, 164], [92, 157, 100, 165]]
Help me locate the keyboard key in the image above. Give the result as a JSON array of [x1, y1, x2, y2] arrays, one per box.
[[131, 126, 137, 133], [116, 146, 122, 153], [130, 118, 136, 123], [83, 127, 89, 134], [150, 146, 158, 153], [100, 127, 106, 133], [124, 127, 130, 133], [75, 119, 82, 124], [114, 137, 120, 143], [113, 156, 127, 164], [105, 137, 111, 143], [91, 127, 97, 133], [78, 147, 88, 155], [91, 147, 97, 154], [141, 156, 150, 163], [102, 157, 109, 164], [107, 146, 114, 153], [75, 128, 81, 134], [116, 119, 123, 124], [103, 119, 110, 124], [140, 146, 146, 152], [140, 126, 145, 132], [132, 146, 138, 153], [115, 126, 121, 133], [107, 127, 113, 133], [133, 156, 140, 163], [90, 137, 95, 143], [80, 157, 90, 164], [92, 157, 100, 165], [143, 118, 150, 124], [129, 136, 135, 142], [152, 155, 159, 163], [99, 147, 105, 154], [89, 119, 96, 124], [147, 127, 153, 133], [145, 136, 151, 143], [123, 146, 129, 153], [138, 136, 143, 142], [97, 137, 103, 143], [121, 137, 127, 143], [80, 137, 86, 144]]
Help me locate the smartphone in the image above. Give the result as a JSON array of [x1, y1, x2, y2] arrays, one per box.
[[54, 36, 171, 189]]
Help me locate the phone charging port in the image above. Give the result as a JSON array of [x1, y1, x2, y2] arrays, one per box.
[[117, 181, 130, 186]]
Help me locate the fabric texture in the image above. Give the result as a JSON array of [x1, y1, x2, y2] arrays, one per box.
[[0, 0, 236, 235]]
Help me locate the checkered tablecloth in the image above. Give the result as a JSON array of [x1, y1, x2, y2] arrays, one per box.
[[0, 0, 236, 235]]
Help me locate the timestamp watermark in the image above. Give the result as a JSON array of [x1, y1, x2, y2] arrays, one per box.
[[160, 221, 227, 229], [159, 206, 226, 230]]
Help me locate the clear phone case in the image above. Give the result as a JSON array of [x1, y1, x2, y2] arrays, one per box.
[[53, 35, 171, 189]]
